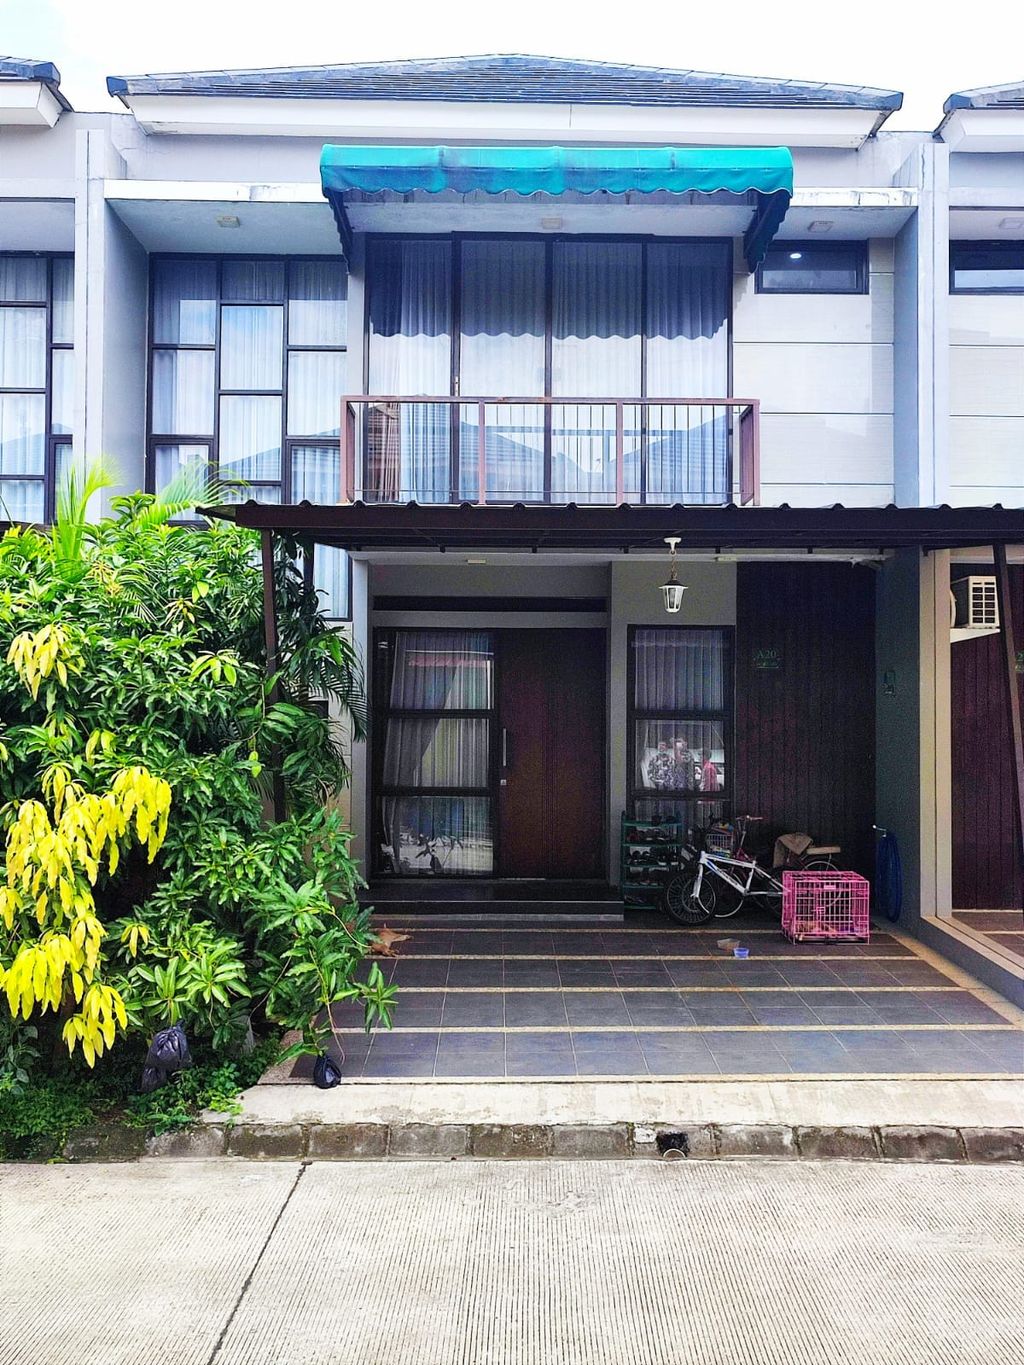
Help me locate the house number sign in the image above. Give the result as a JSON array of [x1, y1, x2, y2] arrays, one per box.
[[753, 647, 783, 672]]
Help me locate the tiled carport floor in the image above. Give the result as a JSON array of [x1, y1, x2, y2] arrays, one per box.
[[952, 909, 1024, 961], [279, 912, 1024, 1082]]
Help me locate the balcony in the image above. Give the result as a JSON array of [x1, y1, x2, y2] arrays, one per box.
[[340, 396, 760, 507]]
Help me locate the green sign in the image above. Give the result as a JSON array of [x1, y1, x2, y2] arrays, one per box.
[[1016, 651, 1024, 675], [753, 647, 782, 672]]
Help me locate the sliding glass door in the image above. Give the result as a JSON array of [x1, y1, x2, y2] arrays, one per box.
[[366, 236, 730, 504]]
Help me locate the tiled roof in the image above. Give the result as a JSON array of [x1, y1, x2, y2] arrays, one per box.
[[0, 56, 71, 109], [107, 53, 903, 110], [945, 80, 1024, 113]]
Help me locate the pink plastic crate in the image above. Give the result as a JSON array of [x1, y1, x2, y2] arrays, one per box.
[[781, 871, 871, 943]]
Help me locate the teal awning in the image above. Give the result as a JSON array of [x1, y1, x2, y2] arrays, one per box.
[[320, 144, 793, 269]]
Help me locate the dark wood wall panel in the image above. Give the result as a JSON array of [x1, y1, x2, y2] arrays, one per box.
[[951, 564, 1024, 909], [734, 563, 876, 873]]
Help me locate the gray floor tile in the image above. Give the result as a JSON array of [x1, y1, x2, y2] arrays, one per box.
[[440, 992, 505, 1026], [505, 1033, 576, 1077], [564, 990, 629, 1026], [504, 991, 569, 1027], [558, 959, 618, 987]]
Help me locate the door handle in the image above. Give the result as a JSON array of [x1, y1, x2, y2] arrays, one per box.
[[501, 727, 509, 768]]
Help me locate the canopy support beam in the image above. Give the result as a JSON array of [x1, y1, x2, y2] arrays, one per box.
[[260, 528, 286, 823]]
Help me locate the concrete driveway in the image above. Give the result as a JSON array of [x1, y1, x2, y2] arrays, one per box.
[[2, 1158, 1022, 1364]]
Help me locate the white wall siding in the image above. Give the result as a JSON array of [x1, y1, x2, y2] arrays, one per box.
[[759, 414, 894, 491], [949, 294, 1024, 506], [733, 241, 895, 506]]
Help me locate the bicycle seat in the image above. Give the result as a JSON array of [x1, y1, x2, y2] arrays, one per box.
[[807, 844, 841, 856]]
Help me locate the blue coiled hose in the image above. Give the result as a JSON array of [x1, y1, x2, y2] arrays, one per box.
[[874, 828, 903, 922]]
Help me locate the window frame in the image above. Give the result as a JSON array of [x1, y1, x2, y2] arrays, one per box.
[[372, 626, 498, 878], [626, 624, 734, 834], [949, 240, 1024, 296], [755, 240, 869, 296], [145, 253, 351, 618], [0, 251, 74, 525]]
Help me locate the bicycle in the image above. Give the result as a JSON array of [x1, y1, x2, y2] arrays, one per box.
[[663, 815, 841, 925]]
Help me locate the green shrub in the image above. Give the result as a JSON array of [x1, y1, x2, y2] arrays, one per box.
[[0, 467, 393, 1101]]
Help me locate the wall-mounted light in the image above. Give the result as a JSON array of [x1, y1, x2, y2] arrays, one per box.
[[808, 220, 833, 233], [998, 216, 1024, 230], [660, 536, 687, 613], [216, 214, 241, 229], [788, 250, 803, 261]]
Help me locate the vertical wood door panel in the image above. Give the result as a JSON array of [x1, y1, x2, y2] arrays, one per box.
[[734, 563, 876, 875], [951, 564, 1024, 909], [498, 630, 605, 879]]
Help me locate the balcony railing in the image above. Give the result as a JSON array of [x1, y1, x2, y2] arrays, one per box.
[[339, 397, 760, 507]]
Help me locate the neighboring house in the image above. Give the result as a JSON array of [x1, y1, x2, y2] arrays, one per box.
[[0, 54, 1021, 1001]]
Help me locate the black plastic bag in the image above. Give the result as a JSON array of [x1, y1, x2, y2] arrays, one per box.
[[140, 1064, 165, 1095], [147, 1023, 192, 1074], [313, 1052, 343, 1089], [139, 1024, 193, 1094]]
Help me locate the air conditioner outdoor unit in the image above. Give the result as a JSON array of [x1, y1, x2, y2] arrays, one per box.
[[950, 575, 1000, 642]]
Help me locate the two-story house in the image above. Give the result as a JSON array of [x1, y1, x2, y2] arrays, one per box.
[[1, 54, 1021, 1005]]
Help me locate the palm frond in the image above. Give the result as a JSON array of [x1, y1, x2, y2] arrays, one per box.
[[52, 458, 118, 579]]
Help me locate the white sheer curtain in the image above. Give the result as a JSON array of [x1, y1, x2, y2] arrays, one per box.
[[459, 240, 546, 500], [287, 352, 345, 437], [388, 630, 494, 709], [0, 256, 46, 302], [645, 243, 729, 505], [152, 349, 215, 435], [51, 258, 74, 344], [551, 241, 642, 502], [633, 628, 727, 712], [152, 259, 217, 345], [288, 261, 346, 346], [368, 240, 452, 502], [0, 307, 45, 388], [219, 394, 282, 484], [0, 393, 45, 476], [220, 305, 283, 390]]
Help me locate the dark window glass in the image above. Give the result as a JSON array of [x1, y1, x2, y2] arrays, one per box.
[[756, 242, 867, 295], [376, 630, 495, 876], [628, 626, 731, 838], [148, 256, 351, 616], [0, 253, 74, 523], [950, 242, 1024, 293]]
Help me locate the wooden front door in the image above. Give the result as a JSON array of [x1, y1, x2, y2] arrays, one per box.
[[497, 629, 606, 879]]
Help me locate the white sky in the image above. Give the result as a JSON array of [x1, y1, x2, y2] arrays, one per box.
[[2, 0, 1023, 131]]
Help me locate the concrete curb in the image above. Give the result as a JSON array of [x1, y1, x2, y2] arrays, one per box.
[[113, 1121, 1024, 1164]]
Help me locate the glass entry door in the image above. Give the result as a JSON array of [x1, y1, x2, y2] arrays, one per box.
[[376, 629, 495, 875]]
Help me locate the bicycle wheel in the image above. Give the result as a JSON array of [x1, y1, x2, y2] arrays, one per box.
[[663, 872, 716, 926]]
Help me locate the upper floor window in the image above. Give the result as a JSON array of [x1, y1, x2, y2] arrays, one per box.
[[365, 235, 731, 505], [148, 256, 350, 616], [0, 254, 73, 523], [950, 242, 1024, 294], [756, 242, 868, 295]]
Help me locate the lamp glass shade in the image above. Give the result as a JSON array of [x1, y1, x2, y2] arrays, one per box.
[[661, 581, 687, 614]]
